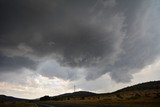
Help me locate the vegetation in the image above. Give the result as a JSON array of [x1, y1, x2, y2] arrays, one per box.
[[41, 80, 160, 105], [40, 95, 50, 101], [50, 91, 96, 101], [114, 81, 160, 93], [0, 80, 160, 106], [0, 102, 38, 107], [0, 95, 37, 107], [0, 95, 26, 102]]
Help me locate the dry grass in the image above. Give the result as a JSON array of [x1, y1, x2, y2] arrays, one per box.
[[0, 102, 38, 107], [43, 89, 160, 106]]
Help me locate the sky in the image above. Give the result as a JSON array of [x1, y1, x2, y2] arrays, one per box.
[[0, 0, 160, 99]]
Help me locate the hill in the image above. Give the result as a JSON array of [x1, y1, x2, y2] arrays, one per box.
[[42, 80, 160, 105], [40, 91, 97, 101], [1, 80, 160, 105], [95, 80, 160, 104], [0, 95, 27, 103], [114, 81, 160, 93], [55, 91, 97, 98]]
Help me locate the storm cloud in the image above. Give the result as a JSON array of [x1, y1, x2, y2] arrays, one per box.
[[0, 0, 160, 83], [0, 53, 37, 72]]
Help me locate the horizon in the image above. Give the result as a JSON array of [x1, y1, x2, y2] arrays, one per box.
[[0, 0, 160, 99], [1, 80, 159, 100]]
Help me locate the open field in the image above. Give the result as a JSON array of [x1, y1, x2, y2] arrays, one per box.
[[0, 102, 38, 107], [42, 100, 160, 107], [37, 81, 160, 107], [42, 89, 160, 106], [44, 99, 160, 106]]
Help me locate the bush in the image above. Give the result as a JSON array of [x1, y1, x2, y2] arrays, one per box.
[[40, 95, 50, 101]]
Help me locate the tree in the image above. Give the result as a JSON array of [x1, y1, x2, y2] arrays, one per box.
[[40, 95, 50, 101]]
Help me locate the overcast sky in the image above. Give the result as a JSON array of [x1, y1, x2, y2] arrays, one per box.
[[0, 0, 160, 99]]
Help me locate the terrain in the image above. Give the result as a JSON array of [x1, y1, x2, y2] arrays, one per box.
[[41, 81, 160, 106], [0, 80, 160, 107], [0, 95, 37, 107]]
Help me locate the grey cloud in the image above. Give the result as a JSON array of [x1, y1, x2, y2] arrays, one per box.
[[85, 0, 160, 82], [104, 0, 160, 82], [0, 0, 160, 83], [37, 59, 82, 80], [0, 0, 124, 67], [0, 53, 37, 72]]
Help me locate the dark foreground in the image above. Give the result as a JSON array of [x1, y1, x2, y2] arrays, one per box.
[[36, 102, 160, 107], [0, 102, 160, 107]]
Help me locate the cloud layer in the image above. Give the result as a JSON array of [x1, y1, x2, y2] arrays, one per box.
[[0, 0, 160, 83]]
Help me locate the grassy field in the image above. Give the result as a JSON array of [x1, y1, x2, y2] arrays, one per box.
[[38, 81, 160, 107], [37, 89, 160, 107], [44, 92, 160, 105], [0, 102, 38, 107], [42, 88, 160, 107], [43, 98, 160, 107], [44, 100, 160, 107]]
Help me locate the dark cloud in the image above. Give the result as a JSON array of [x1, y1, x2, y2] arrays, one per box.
[[0, 0, 160, 83], [0, 53, 37, 72], [0, 0, 122, 66]]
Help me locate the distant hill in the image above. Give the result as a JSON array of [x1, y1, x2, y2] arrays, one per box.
[[40, 91, 97, 101], [0, 95, 27, 103], [94, 80, 160, 104], [40, 80, 160, 105], [114, 81, 160, 93], [1, 80, 160, 105], [55, 91, 97, 98]]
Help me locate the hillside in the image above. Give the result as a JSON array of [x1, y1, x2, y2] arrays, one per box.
[[55, 91, 96, 98], [114, 81, 160, 93], [0, 95, 27, 103], [95, 81, 160, 104], [1, 80, 160, 105], [40, 91, 97, 101], [42, 80, 160, 105]]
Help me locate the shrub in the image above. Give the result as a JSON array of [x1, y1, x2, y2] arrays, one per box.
[[40, 95, 50, 101]]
